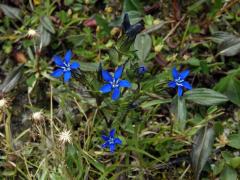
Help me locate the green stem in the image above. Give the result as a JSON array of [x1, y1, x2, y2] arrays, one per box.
[[5, 110, 14, 151]]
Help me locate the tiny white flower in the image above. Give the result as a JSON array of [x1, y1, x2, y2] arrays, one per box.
[[32, 111, 44, 121], [27, 29, 39, 38], [0, 98, 8, 109], [58, 130, 72, 144]]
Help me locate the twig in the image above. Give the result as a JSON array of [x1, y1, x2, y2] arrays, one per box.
[[163, 15, 186, 42]]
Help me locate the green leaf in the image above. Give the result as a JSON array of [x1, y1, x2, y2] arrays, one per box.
[[211, 31, 236, 44], [218, 38, 240, 56], [140, 99, 171, 109], [191, 126, 215, 180], [0, 65, 24, 93], [184, 88, 228, 106], [171, 96, 187, 131], [123, 0, 142, 12], [26, 75, 37, 94], [229, 157, 240, 168], [108, 49, 119, 65], [213, 160, 225, 176], [214, 75, 240, 106], [228, 133, 240, 149], [64, 0, 74, 6], [79, 62, 99, 72], [110, 11, 142, 27], [134, 34, 152, 62], [211, 31, 240, 56], [220, 166, 237, 180], [38, 24, 51, 47], [0, 4, 21, 20], [95, 15, 110, 34], [40, 16, 55, 34]]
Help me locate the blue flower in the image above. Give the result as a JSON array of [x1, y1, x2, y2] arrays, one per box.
[[168, 67, 192, 96], [51, 50, 80, 83], [138, 65, 147, 74], [101, 129, 122, 153], [100, 66, 131, 100]]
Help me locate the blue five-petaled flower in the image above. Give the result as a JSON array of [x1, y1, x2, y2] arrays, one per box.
[[100, 66, 131, 100], [168, 67, 192, 96], [51, 50, 80, 83], [101, 129, 122, 153]]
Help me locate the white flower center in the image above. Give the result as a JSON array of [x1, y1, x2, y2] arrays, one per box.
[[109, 137, 115, 144], [111, 79, 119, 88], [62, 63, 71, 72], [175, 77, 184, 86]]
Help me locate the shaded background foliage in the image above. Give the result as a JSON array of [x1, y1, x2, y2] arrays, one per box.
[[0, 0, 240, 179]]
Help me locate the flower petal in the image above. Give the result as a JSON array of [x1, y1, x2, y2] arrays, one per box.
[[102, 142, 109, 148], [177, 86, 183, 96], [172, 67, 179, 79], [114, 138, 122, 145], [100, 84, 112, 93], [102, 70, 112, 82], [53, 55, 64, 66], [109, 129, 115, 137], [102, 135, 109, 141], [109, 144, 115, 153], [179, 69, 190, 79], [64, 71, 71, 82], [65, 50, 72, 64], [114, 66, 123, 80], [182, 81, 192, 90], [51, 69, 63, 77], [168, 81, 176, 88], [112, 88, 120, 100], [119, 80, 131, 88], [70, 62, 80, 69]]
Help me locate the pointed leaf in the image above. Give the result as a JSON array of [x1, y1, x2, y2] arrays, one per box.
[[40, 16, 55, 34], [191, 126, 215, 180], [0, 65, 24, 93], [134, 33, 152, 62], [0, 4, 21, 20], [171, 96, 187, 131], [184, 88, 228, 105]]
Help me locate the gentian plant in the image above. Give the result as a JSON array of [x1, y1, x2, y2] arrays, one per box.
[[51, 50, 80, 83], [100, 66, 131, 100], [168, 67, 192, 96], [101, 129, 122, 153]]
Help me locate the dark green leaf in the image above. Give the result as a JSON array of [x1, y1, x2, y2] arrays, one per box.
[[211, 31, 240, 56], [0, 65, 24, 93], [214, 75, 240, 106], [134, 33, 152, 62], [220, 166, 237, 180], [40, 16, 55, 34], [185, 88, 228, 106], [228, 133, 240, 149], [213, 160, 225, 176], [0, 4, 21, 20], [110, 11, 142, 27], [191, 126, 215, 180], [79, 62, 99, 72], [140, 99, 171, 109], [123, 0, 142, 12], [218, 38, 240, 56], [95, 15, 110, 34], [229, 157, 240, 168], [211, 31, 236, 44], [38, 25, 51, 47], [171, 96, 187, 131]]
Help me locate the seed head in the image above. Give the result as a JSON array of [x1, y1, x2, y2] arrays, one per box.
[[58, 130, 72, 144]]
